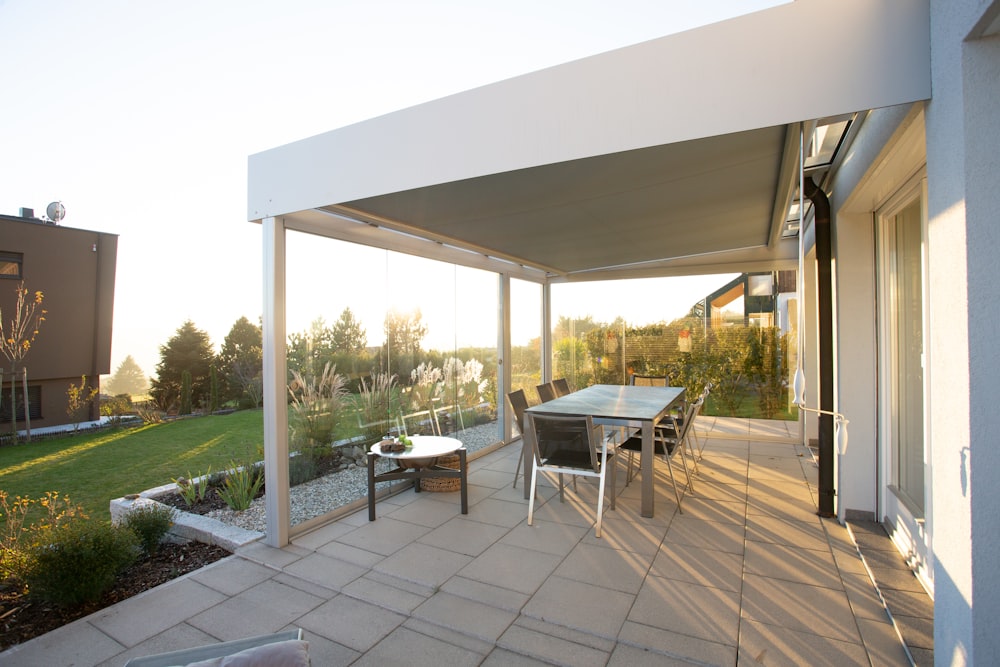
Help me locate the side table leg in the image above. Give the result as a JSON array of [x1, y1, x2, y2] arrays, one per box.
[[368, 451, 377, 521], [459, 448, 468, 514]]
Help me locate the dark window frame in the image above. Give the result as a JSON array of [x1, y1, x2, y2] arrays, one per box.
[[0, 251, 24, 280], [0, 384, 42, 423]]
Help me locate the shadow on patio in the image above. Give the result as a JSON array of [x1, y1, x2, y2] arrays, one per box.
[[3, 419, 912, 666]]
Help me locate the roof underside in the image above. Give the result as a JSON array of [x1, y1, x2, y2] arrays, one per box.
[[249, 0, 931, 283]]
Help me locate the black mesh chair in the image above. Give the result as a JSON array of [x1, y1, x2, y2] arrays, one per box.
[[629, 374, 668, 386], [536, 382, 557, 403], [507, 389, 530, 488], [618, 398, 699, 512], [526, 412, 617, 538]]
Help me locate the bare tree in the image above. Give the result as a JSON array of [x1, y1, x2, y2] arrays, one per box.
[[0, 282, 46, 440]]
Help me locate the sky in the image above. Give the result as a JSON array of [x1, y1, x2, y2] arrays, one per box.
[[0, 0, 784, 377]]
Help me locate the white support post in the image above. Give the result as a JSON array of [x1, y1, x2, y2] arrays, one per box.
[[541, 281, 552, 383], [262, 217, 290, 547], [499, 273, 512, 441]]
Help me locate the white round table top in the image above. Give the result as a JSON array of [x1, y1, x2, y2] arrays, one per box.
[[369, 434, 463, 459]]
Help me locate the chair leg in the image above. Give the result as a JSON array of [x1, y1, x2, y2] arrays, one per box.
[[512, 450, 522, 488], [608, 449, 617, 511], [664, 457, 685, 513], [527, 462, 539, 526], [595, 447, 608, 538]]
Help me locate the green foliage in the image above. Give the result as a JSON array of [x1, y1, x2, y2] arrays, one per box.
[[66, 375, 100, 430], [553, 337, 592, 389], [1, 491, 86, 581], [746, 327, 789, 418], [217, 459, 264, 511], [104, 355, 149, 396], [180, 370, 193, 415], [217, 316, 262, 406], [100, 393, 134, 426], [381, 309, 427, 382], [121, 503, 175, 554], [332, 307, 367, 354], [172, 468, 213, 506], [209, 364, 220, 413], [21, 518, 139, 606], [288, 362, 348, 447], [353, 372, 401, 443], [150, 320, 215, 412]]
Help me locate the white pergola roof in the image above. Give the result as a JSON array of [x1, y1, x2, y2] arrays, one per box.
[[248, 0, 929, 283]]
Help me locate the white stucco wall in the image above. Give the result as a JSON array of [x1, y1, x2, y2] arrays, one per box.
[[829, 104, 916, 521], [926, 0, 1000, 663]]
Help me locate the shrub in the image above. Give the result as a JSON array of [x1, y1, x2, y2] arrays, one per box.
[[21, 519, 139, 606], [218, 460, 264, 511], [1, 491, 87, 581], [122, 503, 175, 554]]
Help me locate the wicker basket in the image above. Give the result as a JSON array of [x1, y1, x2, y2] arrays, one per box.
[[420, 453, 462, 492]]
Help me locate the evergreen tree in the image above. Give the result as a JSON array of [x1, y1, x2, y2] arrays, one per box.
[[150, 320, 215, 412], [332, 307, 367, 353], [104, 355, 148, 396], [217, 316, 262, 405]]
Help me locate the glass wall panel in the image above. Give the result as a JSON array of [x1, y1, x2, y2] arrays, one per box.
[[282, 231, 502, 531], [510, 279, 543, 406], [550, 273, 796, 419]]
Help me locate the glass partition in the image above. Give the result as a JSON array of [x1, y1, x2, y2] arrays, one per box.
[[550, 273, 798, 420], [509, 278, 543, 407], [283, 231, 501, 530]]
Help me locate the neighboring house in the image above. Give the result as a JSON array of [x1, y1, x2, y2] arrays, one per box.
[[249, 0, 998, 661], [0, 208, 118, 434], [696, 271, 796, 330]]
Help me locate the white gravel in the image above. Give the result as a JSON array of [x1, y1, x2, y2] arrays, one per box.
[[205, 423, 502, 532]]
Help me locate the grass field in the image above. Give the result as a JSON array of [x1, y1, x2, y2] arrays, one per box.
[[0, 410, 264, 521]]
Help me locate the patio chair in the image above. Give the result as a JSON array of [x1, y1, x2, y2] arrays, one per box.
[[526, 412, 617, 538], [629, 374, 668, 386], [619, 398, 698, 512], [552, 377, 571, 396], [689, 383, 712, 461], [535, 382, 557, 403], [507, 389, 530, 488], [124, 628, 308, 666]]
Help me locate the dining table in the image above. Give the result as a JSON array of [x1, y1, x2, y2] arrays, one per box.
[[523, 383, 686, 518]]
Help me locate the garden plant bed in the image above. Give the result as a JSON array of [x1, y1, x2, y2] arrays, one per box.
[[0, 540, 230, 651]]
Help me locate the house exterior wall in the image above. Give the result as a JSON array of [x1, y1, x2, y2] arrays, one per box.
[[831, 103, 920, 526], [926, 1, 1000, 663], [0, 214, 118, 430]]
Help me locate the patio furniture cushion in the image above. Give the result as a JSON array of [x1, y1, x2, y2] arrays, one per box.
[[123, 629, 307, 667], [183, 639, 310, 667]]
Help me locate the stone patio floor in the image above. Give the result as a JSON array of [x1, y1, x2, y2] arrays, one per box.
[[2, 417, 921, 666]]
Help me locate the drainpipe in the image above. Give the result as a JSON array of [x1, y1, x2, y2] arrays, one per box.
[[802, 176, 835, 517]]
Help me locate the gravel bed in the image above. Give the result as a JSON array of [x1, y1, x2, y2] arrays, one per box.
[[206, 423, 504, 532]]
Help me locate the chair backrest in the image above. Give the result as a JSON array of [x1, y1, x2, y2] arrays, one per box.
[[552, 378, 571, 397], [673, 397, 702, 441], [630, 374, 668, 387], [506, 389, 529, 434], [536, 382, 557, 403], [526, 412, 599, 471]]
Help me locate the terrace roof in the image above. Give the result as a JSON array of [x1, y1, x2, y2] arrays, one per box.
[[248, 0, 929, 283]]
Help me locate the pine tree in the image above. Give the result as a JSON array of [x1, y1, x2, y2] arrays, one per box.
[[150, 321, 215, 412]]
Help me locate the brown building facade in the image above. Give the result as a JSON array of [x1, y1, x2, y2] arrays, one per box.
[[0, 208, 118, 433]]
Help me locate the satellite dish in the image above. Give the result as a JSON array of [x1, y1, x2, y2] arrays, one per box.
[[46, 201, 66, 223]]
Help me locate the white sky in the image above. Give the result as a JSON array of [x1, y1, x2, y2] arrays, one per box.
[[0, 0, 783, 377]]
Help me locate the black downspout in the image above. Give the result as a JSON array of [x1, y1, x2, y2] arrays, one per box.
[[803, 176, 836, 517]]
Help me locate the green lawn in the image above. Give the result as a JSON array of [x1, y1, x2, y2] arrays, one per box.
[[0, 410, 263, 521]]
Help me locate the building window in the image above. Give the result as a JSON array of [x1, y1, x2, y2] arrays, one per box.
[[0, 251, 23, 279], [0, 384, 42, 423]]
